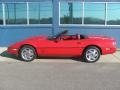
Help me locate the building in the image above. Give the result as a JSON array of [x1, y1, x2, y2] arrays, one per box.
[[0, 0, 120, 47]]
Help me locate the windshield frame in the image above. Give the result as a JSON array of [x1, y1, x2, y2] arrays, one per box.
[[48, 30, 68, 40]]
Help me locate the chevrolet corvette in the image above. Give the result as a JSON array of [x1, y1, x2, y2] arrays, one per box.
[[7, 30, 116, 63]]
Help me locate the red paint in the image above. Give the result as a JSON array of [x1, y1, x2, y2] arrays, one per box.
[[7, 32, 116, 58]]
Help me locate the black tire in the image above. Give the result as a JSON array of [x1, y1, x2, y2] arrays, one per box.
[[82, 46, 101, 63], [19, 45, 37, 62]]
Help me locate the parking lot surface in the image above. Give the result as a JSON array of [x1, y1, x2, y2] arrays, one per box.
[[0, 63, 120, 90], [0, 47, 120, 90]]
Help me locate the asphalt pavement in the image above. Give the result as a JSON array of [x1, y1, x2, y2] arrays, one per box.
[[0, 47, 120, 90], [0, 62, 120, 90]]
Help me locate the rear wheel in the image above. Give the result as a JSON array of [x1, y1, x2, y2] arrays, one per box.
[[19, 45, 37, 62], [82, 46, 101, 63]]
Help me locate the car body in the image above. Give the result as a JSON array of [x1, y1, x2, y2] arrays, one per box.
[[7, 30, 116, 63]]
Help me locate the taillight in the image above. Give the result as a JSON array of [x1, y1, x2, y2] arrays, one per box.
[[113, 41, 116, 46]]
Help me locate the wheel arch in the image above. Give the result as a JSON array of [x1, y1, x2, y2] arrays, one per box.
[[83, 45, 102, 55], [18, 44, 38, 57]]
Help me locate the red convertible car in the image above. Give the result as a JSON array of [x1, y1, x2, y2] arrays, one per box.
[[7, 30, 116, 63]]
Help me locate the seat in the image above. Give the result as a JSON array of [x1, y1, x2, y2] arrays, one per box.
[[76, 34, 81, 40]]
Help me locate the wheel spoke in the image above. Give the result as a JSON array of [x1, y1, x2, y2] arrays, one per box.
[[21, 48, 34, 61], [86, 48, 99, 62]]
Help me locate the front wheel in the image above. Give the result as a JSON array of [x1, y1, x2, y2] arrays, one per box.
[[19, 45, 37, 62], [82, 46, 101, 63]]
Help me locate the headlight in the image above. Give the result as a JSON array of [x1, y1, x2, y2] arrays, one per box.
[[11, 48, 17, 51]]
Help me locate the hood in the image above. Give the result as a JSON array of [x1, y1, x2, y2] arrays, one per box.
[[23, 35, 47, 41], [9, 35, 47, 48], [88, 35, 114, 40]]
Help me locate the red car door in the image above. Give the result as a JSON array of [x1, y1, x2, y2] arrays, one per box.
[[42, 39, 83, 57]]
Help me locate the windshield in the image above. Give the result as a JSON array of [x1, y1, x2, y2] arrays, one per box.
[[48, 30, 68, 40]]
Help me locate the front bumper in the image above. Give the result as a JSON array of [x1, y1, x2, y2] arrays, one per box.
[[7, 47, 18, 56]]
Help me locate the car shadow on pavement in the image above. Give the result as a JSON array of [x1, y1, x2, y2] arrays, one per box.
[[0, 50, 19, 60], [0, 50, 83, 62], [38, 57, 82, 61]]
